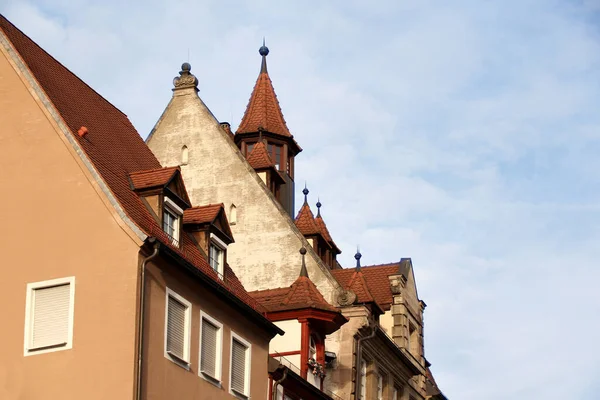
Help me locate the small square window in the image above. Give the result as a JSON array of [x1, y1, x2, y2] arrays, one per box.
[[24, 277, 75, 356], [164, 288, 191, 367], [200, 312, 223, 383], [230, 332, 251, 398]]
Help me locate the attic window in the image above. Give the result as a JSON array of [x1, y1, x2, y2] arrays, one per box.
[[209, 233, 227, 278], [163, 197, 183, 245]]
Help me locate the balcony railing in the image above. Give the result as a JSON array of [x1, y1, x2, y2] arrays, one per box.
[[270, 352, 344, 400]]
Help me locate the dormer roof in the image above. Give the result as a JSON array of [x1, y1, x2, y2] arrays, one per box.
[[294, 202, 322, 237], [315, 214, 341, 254], [246, 141, 276, 170], [183, 203, 234, 244]]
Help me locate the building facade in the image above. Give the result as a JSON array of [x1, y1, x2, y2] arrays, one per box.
[[147, 43, 447, 400], [0, 15, 282, 400]]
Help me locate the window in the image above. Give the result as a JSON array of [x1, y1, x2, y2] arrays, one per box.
[[164, 288, 191, 367], [181, 145, 189, 165], [209, 234, 227, 277], [163, 197, 183, 245], [230, 332, 251, 398], [229, 203, 237, 225], [24, 277, 75, 356], [309, 335, 316, 360], [377, 373, 384, 400], [200, 312, 223, 382], [359, 360, 367, 400], [267, 143, 283, 170], [246, 142, 255, 155]]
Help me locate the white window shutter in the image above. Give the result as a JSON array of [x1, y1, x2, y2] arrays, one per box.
[[167, 296, 186, 359], [231, 339, 247, 395], [201, 319, 219, 377], [32, 283, 70, 349]]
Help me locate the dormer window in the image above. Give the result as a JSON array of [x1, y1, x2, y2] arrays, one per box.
[[208, 233, 227, 277], [163, 197, 183, 245]]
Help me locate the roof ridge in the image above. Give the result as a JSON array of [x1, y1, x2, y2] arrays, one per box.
[[0, 14, 129, 119], [360, 261, 401, 269]]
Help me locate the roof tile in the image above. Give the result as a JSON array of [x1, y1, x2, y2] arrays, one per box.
[[130, 166, 179, 190], [246, 141, 276, 170]]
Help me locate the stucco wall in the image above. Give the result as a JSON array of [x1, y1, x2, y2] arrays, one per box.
[[271, 320, 301, 354], [146, 87, 340, 302], [0, 47, 141, 399], [143, 257, 272, 399]]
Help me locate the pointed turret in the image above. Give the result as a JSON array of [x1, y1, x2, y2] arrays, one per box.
[[235, 41, 302, 217], [314, 200, 342, 268]]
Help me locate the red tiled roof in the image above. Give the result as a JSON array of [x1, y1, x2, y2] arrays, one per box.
[[332, 263, 404, 311], [250, 276, 338, 313], [294, 202, 321, 236], [130, 166, 179, 190], [315, 214, 341, 253], [236, 62, 292, 137], [0, 15, 264, 313], [246, 141, 275, 170], [183, 203, 223, 225]]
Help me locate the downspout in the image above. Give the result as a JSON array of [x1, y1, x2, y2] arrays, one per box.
[[272, 368, 289, 400], [354, 317, 377, 400], [135, 237, 160, 400]]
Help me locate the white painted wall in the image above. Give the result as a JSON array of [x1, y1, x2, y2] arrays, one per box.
[[270, 320, 301, 354]]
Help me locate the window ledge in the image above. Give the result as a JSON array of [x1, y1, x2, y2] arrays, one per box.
[[200, 372, 222, 388], [230, 389, 249, 399], [166, 351, 190, 370]]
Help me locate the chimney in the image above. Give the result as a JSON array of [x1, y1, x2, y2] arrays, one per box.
[[220, 122, 233, 138]]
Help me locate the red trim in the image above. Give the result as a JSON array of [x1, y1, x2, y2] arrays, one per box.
[[266, 308, 346, 323], [268, 376, 273, 400], [300, 319, 310, 378], [270, 350, 301, 357]]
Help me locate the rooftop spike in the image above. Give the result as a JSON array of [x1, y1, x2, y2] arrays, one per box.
[[302, 184, 309, 204], [354, 247, 362, 271], [259, 38, 269, 73], [316, 198, 322, 217], [299, 247, 308, 277]]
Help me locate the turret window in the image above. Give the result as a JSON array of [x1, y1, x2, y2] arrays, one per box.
[[267, 143, 282, 170]]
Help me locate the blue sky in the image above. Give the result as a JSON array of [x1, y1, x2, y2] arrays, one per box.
[[3, 0, 600, 398]]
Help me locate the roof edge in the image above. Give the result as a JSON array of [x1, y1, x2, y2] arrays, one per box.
[[0, 27, 147, 244]]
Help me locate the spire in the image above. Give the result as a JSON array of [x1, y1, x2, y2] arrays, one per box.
[[302, 184, 309, 204], [355, 247, 362, 271], [259, 38, 269, 73], [299, 247, 308, 277], [316, 198, 322, 217], [236, 43, 292, 137]]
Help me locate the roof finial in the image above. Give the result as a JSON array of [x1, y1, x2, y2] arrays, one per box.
[[299, 247, 308, 277], [259, 38, 269, 73], [302, 183, 309, 204], [316, 198, 322, 217], [354, 246, 362, 271], [173, 62, 199, 91]]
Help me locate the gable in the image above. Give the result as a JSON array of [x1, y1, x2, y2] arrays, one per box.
[[146, 81, 341, 301]]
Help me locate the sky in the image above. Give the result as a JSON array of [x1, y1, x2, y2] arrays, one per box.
[[3, 0, 600, 398]]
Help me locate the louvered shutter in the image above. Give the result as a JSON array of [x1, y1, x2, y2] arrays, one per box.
[[167, 295, 187, 359], [32, 283, 70, 349], [231, 339, 247, 395], [201, 319, 219, 377]]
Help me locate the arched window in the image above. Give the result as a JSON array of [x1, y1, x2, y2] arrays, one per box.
[[181, 145, 189, 165], [229, 204, 237, 225]]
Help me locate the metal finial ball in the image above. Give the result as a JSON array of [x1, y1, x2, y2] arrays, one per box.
[[302, 187, 309, 196], [181, 62, 191, 72], [259, 45, 269, 56], [354, 252, 362, 260], [300, 247, 307, 255], [316, 200, 322, 208]]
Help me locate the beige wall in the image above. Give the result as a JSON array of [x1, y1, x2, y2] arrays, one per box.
[[146, 87, 340, 303], [0, 46, 141, 399], [143, 257, 271, 400], [271, 320, 301, 354]]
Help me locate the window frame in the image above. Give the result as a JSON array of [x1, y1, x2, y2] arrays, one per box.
[[209, 233, 227, 277], [24, 276, 76, 356], [229, 331, 252, 398], [359, 359, 367, 400], [164, 288, 192, 368], [199, 311, 223, 384], [163, 197, 183, 245]]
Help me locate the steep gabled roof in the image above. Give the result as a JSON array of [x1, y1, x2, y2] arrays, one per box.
[[250, 275, 338, 313], [294, 202, 322, 236], [237, 50, 292, 137], [246, 141, 276, 170], [315, 214, 341, 254], [0, 15, 267, 317], [331, 261, 414, 311], [183, 203, 223, 225], [129, 166, 179, 190]]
